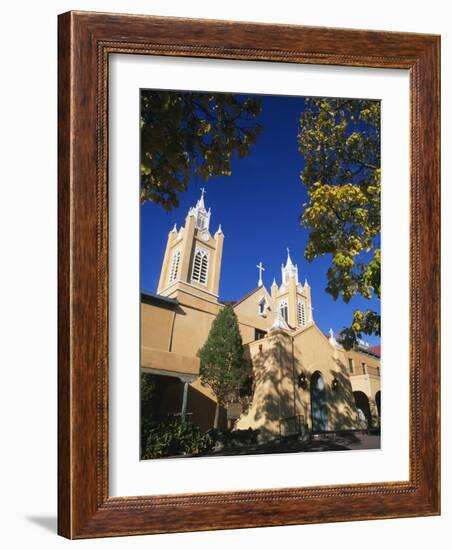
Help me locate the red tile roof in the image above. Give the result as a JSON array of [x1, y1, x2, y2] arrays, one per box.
[[368, 344, 381, 358]]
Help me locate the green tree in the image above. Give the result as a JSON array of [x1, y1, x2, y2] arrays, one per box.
[[141, 91, 262, 210], [140, 372, 158, 452], [197, 305, 249, 429], [298, 98, 381, 349]]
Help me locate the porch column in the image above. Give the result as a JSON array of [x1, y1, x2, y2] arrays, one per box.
[[181, 381, 189, 422]]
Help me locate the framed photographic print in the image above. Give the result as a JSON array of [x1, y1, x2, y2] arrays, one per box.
[[58, 11, 440, 538]]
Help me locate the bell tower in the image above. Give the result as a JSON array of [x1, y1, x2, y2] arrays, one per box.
[[157, 189, 224, 304], [271, 249, 313, 329]]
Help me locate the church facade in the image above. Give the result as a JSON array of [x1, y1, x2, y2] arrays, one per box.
[[141, 191, 381, 440]]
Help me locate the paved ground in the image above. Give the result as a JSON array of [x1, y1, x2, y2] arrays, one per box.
[[205, 431, 381, 457]]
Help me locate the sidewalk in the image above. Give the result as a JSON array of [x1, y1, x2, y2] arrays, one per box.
[[206, 431, 381, 456]]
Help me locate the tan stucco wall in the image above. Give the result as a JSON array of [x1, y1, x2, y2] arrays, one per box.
[[170, 302, 218, 357], [345, 349, 381, 426], [141, 347, 199, 377], [141, 302, 175, 351], [345, 349, 380, 376], [232, 281, 314, 336], [235, 329, 296, 439], [142, 286, 278, 362], [271, 277, 312, 328], [140, 296, 221, 426], [350, 374, 380, 400], [141, 293, 379, 436], [158, 211, 224, 300], [235, 324, 361, 438], [232, 286, 274, 335], [292, 326, 360, 431], [142, 291, 221, 357]]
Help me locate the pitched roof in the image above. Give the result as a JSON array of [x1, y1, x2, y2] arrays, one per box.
[[231, 286, 270, 308], [141, 291, 179, 309], [368, 344, 381, 358], [324, 331, 381, 358]]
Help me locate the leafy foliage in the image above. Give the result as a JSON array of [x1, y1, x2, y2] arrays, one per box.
[[339, 309, 381, 351], [142, 419, 212, 459], [140, 372, 158, 450], [298, 98, 381, 349], [141, 91, 262, 210], [197, 305, 249, 428]]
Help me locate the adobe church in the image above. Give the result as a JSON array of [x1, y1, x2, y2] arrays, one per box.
[[141, 190, 381, 440]]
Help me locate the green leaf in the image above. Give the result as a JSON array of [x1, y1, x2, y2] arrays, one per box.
[[298, 98, 381, 341]]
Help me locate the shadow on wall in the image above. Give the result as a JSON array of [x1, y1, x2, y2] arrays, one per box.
[[238, 338, 364, 438], [140, 373, 227, 435], [238, 335, 300, 441], [375, 390, 381, 418], [188, 384, 227, 431], [353, 390, 373, 428], [327, 359, 361, 431]]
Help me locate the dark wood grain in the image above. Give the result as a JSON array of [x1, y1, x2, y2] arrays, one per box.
[[57, 10, 72, 539], [58, 11, 440, 539]]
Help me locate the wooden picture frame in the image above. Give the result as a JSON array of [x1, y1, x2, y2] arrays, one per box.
[[58, 11, 440, 538]]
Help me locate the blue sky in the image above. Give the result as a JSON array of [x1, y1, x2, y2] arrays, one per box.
[[140, 93, 380, 345]]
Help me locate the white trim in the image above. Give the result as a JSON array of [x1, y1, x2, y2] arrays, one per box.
[[257, 295, 268, 316], [191, 245, 210, 285], [161, 279, 220, 299], [271, 310, 290, 331], [279, 298, 289, 323], [297, 298, 306, 327], [168, 248, 181, 284], [141, 367, 197, 384]]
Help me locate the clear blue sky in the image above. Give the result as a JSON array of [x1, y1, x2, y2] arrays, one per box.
[[140, 93, 380, 345]]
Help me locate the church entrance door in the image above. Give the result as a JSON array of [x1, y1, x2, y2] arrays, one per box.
[[311, 372, 328, 431]]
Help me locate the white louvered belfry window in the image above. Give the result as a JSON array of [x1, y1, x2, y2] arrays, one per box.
[[191, 247, 209, 285], [169, 249, 181, 284], [298, 299, 306, 326], [279, 299, 288, 323], [197, 213, 207, 230]]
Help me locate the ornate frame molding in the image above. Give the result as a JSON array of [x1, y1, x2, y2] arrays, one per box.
[[58, 11, 440, 538]]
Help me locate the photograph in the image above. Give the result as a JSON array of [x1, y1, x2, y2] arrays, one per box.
[[139, 89, 382, 460], [0, 0, 443, 544]]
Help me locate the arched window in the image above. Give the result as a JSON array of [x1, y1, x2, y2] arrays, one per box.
[[279, 299, 288, 323], [191, 247, 209, 285], [297, 299, 306, 326], [311, 371, 328, 431], [353, 391, 373, 428], [375, 391, 381, 418], [168, 249, 181, 284]]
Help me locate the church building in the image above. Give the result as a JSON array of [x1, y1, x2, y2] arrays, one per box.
[[141, 190, 381, 440]]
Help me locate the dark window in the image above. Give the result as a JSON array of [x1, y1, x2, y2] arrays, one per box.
[[280, 302, 288, 322], [255, 328, 267, 340], [239, 375, 254, 397]]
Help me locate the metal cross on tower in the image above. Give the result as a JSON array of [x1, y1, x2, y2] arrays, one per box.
[[256, 261, 265, 287]]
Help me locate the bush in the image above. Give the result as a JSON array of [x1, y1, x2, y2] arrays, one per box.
[[142, 419, 212, 459], [140, 372, 158, 449]]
